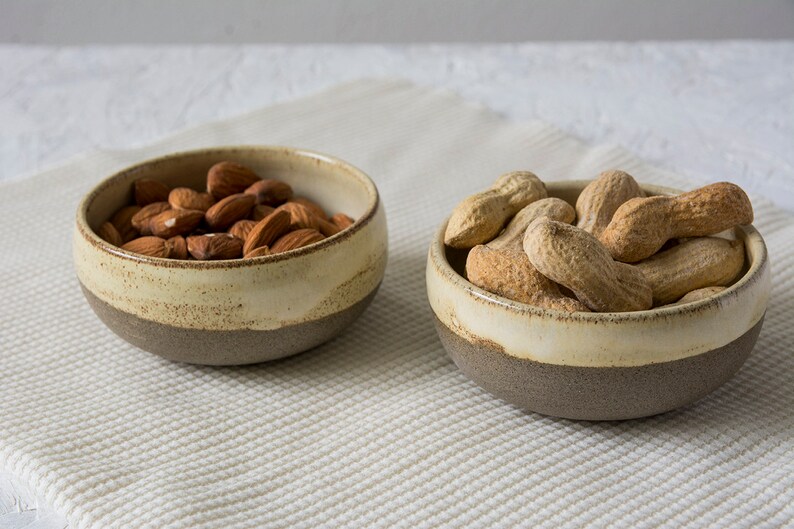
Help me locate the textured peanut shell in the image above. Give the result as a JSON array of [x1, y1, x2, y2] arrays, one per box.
[[524, 218, 653, 312], [495, 171, 548, 210], [600, 182, 753, 262], [466, 246, 589, 312], [636, 237, 745, 306], [575, 170, 645, 237], [669, 286, 727, 306], [487, 197, 575, 251], [444, 171, 547, 249]]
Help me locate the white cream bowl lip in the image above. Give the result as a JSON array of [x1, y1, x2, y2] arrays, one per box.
[[74, 146, 387, 331], [427, 181, 771, 368]]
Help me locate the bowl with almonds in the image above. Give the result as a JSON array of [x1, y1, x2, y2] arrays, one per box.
[[74, 146, 387, 365], [426, 171, 770, 420]]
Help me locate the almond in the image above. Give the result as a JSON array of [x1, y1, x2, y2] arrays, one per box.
[[271, 228, 325, 254], [150, 209, 204, 238], [98, 222, 123, 247], [187, 233, 244, 260], [228, 219, 257, 241], [245, 179, 293, 206], [275, 202, 341, 236], [110, 205, 141, 242], [274, 202, 320, 231], [131, 202, 171, 235], [121, 236, 170, 258], [205, 193, 256, 230], [330, 213, 354, 231], [134, 179, 171, 206], [251, 205, 275, 221], [243, 210, 292, 255], [168, 187, 215, 212], [290, 196, 328, 220], [207, 162, 261, 199], [243, 246, 272, 259], [317, 218, 342, 237], [167, 235, 188, 259]]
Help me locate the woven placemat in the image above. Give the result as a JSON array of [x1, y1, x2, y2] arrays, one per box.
[[1, 79, 792, 529]]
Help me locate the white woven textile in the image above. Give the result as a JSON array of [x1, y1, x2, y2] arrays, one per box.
[[1, 80, 792, 529]]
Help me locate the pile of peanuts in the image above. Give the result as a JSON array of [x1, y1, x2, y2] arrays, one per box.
[[445, 170, 753, 312]]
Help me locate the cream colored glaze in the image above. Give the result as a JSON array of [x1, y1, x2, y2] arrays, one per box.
[[74, 146, 387, 331], [426, 181, 771, 368]]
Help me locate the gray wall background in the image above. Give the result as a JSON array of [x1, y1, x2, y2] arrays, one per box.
[[2, 0, 794, 43]]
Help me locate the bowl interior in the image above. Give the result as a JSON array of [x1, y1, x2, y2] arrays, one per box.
[[82, 146, 377, 238]]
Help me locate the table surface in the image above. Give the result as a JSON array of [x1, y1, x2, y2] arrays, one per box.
[[1, 41, 792, 528]]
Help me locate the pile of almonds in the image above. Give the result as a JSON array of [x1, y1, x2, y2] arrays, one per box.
[[98, 161, 355, 260], [446, 170, 753, 312]]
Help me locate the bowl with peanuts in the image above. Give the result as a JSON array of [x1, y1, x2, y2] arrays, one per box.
[[426, 170, 770, 420], [74, 146, 387, 365]]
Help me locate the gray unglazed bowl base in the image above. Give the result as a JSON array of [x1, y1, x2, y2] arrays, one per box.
[[83, 283, 380, 366], [434, 314, 764, 421]]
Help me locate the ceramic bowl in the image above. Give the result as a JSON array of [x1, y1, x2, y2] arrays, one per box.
[[74, 146, 387, 365], [426, 180, 770, 420]]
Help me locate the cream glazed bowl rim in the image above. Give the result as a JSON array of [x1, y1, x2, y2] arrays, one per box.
[[75, 145, 380, 267], [426, 180, 771, 367]]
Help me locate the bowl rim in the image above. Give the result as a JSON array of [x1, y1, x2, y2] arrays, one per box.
[[76, 145, 380, 269], [429, 179, 769, 321]]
